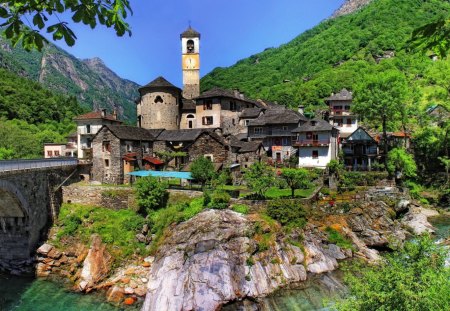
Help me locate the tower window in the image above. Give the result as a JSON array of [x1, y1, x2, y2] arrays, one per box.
[[154, 96, 164, 104], [203, 100, 213, 110], [187, 39, 195, 53]]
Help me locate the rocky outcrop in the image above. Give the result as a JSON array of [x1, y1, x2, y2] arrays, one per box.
[[401, 203, 439, 235], [331, 0, 374, 18], [143, 210, 355, 311], [79, 235, 112, 291]]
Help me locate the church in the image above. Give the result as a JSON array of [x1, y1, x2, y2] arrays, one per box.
[[135, 26, 267, 136]]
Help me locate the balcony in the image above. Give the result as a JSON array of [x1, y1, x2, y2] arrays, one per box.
[[294, 139, 330, 147], [330, 109, 353, 116]]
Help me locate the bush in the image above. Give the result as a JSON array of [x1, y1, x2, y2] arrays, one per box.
[[232, 204, 250, 214], [405, 180, 423, 200], [266, 199, 307, 229], [134, 177, 168, 215], [325, 227, 353, 249], [208, 191, 231, 209]]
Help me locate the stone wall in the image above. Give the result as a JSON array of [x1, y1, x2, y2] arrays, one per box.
[[139, 90, 180, 130], [186, 133, 228, 164], [0, 167, 76, 272], [92, 127, 122, 184]]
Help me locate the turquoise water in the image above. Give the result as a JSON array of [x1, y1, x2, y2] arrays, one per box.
[[0, 275, 133, 311]]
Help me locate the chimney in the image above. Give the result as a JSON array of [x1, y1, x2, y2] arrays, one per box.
[[239, 92, 245, 100], [101, 108, 107, 118], [112, 108, 117, 120], [298, 105, 305, 115], [233, 89, 240, 98]]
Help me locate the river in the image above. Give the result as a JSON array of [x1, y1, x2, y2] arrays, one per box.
[[1, 216, 448, 311]]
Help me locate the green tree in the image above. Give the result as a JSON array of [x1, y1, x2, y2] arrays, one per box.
[[0, 147, 15, 160], [353, 70, 409, 159], [438, 156, 450, 186], [280, 168, 311, 198], [409, 13, 450, 58], [335, 234, 450, 311], [243, 162, 275, 198], [0, 0, 132, 50], [154, 151, 188, 170], [134, 176, 168, 215], [190, 157, 215, 189], [386, 148, 417, 180]]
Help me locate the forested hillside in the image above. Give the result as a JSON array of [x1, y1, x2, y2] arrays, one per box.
[[0, 37, 138, 121], [201, 0, 450, 113], [0, 68, 85, 159]]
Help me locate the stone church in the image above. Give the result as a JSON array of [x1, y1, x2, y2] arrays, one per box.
[[135, 26, 265, 136]]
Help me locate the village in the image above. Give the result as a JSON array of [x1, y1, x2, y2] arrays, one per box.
[[43, 26, 428, 187]]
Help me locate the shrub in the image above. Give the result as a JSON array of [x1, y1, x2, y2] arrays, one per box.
[[266, 199, 307, 229], [134, 176, 168, 215], [208, 191, 231, 209], [232, 204, 250, 214]]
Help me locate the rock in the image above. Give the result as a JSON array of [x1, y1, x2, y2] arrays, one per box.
[[36, 263, 50, 277], [36, 243, 53, 256], [124, 287, 134, 294], [135, 233, 147, 243], [395, 199, 410, 213], [107, 286, 125, 304], [325, 244, 347, 260], [401, 206, 437, 235], [121, 277, 130, 284], [79, 235, 113, 291], [144, 256, 155, 264], [47, 248, 62, 260], [142, 224, 149, 235], [79, 280, 89, 291], [141, 278, 148, 283], [135, 286, 147, 297]]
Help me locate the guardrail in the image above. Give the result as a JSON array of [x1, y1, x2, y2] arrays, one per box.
[[0, 158, 78, 172]]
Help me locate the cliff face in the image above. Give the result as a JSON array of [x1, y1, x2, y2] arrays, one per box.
[[0, 38, 138, 122], [331, 0, 374, 18]]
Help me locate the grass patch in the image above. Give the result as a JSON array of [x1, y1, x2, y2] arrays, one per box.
[[325, 226, 354, 250], [231, 204, 250, 214], [56, 203, 147, 261], [264, 187, 315, 199]]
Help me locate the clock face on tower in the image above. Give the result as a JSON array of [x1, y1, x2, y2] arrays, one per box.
[[182, 54, 199, 70]]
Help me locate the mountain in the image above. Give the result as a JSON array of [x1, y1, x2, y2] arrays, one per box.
[[332, 0, 374, 18], [201, 0, 450, 111], [0, 38, 138, 122]]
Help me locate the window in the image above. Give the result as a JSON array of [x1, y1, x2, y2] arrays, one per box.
[[202, 116, 213, 125], [282, 126, 288, 131], [254, 127, 263, 134], [204, 155, 213, 161], [55, 150, 60, 156], [203, 100, 213, 110], [87, 139, 92, 148], [311, 121, 316, 126], [313, 133, 319, 141], [336, 119, 343, 127], [142, 143, 149, 153], [306, 132, 313, 140], [105, 159, 110, 167], [282, 137, 289, 146], [245, 120, 250, 126], [312, 150, 319, 159], [187, 39, 195, 53], [47, 150, 53, 157], [232, 119, 235, 126], [102, 141, 111, 152], [86, 124, 91, 134], [345, 105, 351, 111], [346, 118, 352, 126], [126, 143, 132, 152], [230, 101, 236, 111]]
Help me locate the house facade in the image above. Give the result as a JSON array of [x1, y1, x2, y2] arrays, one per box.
[[293, 119, 339, 168], [341, 127, 379, 170], [91, 125, 155, 184], [325, 88, 358, 137], [74, 109, 121, 160]]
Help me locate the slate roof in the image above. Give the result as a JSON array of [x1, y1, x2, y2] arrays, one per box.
[[195, 87, 263, 107], [156, 129, 205, 142], [229, 136, 263, 153], [138, 76, 181, 94], [180, 26, 201, 39], [240, 108, 263, 118], [105, 125, 156, 141], [74, 111, 121, 122], [292, 119, 335, 133], [325, 88, 353, 101], [146, 129, 165, 139], [182, 99, 196, 111], [248, 108, 308, 126]]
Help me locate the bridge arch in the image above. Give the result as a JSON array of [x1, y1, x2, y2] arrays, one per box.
[[0, 179, 29, 224]]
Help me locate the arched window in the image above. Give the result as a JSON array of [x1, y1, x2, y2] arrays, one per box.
[[187, 39, 195, 53], [154, 96, 163, 103], [187, 114, 195, 119]]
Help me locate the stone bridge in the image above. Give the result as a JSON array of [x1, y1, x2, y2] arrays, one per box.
[[0, 158, 79, 272]]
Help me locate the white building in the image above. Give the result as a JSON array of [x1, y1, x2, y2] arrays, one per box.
[[74, 109, 121, 160], [293, 119, 339, 168], [325, 88, 358, 137]]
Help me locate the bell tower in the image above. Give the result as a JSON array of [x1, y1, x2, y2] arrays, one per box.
[[180, 26, 200, 99]]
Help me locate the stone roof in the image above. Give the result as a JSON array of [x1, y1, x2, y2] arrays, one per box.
[[292, 119, 335, 133], [157, 129, 205, 142], [73, 111, 120, 122], [104, 125, 156, 141], [240, 108, 263, 118], [325, 88, 353, 101], [138, 76, 181, 94], [180, 26, 201, 39], [195, 87, 262, 107], [248, 108, 308, 126], [146, 129, 165, 139], [229, 136, 263, 153], [182, 99, 196, 111]]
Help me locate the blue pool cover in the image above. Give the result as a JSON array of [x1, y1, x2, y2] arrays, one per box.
[[127, 170, 193, 179]]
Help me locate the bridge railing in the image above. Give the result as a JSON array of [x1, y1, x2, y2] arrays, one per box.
[[0, 158, 78, 172]]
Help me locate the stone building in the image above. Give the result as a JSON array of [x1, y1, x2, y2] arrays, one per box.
[[136, 76, 182, 130], [341, 127, 379, 170], [74, 109, 121, 160], [229, 137, 266, 169], [247, 107, 308, 163], [91, 125, 155, 184], [293, 119, 339, 168]]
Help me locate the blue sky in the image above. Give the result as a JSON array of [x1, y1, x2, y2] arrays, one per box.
[[57, 0, 345, 87]]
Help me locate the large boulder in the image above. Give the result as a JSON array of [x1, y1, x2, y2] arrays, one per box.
[[79, 235, 112, 291]]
